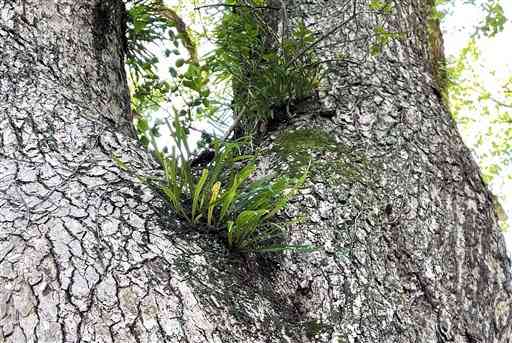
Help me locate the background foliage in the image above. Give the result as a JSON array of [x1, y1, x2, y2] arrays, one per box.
[[438, 0, 511, 233]]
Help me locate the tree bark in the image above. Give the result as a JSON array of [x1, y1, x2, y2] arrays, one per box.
[[0, 1, 511, 343]]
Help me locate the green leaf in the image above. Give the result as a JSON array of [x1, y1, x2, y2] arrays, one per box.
[[231, 209, 269, 248], [192, 168, 209, 223], [235, 209, 268, 228], [169, 67, 178, 78], [208, 181, 221, 225], [112, 155, 128, 171], [176, 58, 185, 67], [227, 221, 235, 247], [219, 163, 255, 222], [238, 163, 256, 184]]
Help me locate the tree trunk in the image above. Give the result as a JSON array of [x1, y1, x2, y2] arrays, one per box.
[[0, 1, 510, 343]]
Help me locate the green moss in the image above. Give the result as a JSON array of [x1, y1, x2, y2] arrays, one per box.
[[274, 128, 338, 153], [272, 128, 367, 183]]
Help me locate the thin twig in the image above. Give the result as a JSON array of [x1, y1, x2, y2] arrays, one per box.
[[223, 107, 246, 140], [488, 95, 512, 109]]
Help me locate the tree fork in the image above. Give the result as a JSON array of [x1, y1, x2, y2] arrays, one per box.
[[0, 0, 511, 342]]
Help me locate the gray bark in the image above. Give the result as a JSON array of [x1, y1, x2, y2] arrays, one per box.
[[0, 1, 510, 343]]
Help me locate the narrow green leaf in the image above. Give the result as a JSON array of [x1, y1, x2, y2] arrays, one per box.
[[112, 155, 128, 171], [192, 168, 208, 223], [227, 221, 235, 248], [252, 245, 318, 253], [208, 181, 221, 225]]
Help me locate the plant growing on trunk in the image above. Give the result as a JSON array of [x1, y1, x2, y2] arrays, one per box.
[[121, 0, 327, 252]]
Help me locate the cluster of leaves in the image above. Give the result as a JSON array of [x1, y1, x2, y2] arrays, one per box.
[[126, 1, 175, 115], [433, 0, 507, 37], [447, 39, 511, 185], [120, 116, 311, 252], [367, 2, 408, 56], [126, 0, 210, 147], [121, 0, 319, 252], [207, 0, 324, 122], [478, 1, 507, 36], [370, 25, 404, 56], [368, 0, 394, 15]]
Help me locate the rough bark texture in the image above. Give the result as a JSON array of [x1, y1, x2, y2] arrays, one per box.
[[0, 1, 511, 343]]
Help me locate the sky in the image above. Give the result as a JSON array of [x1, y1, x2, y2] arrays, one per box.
[[160, 0, 512, 254]]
